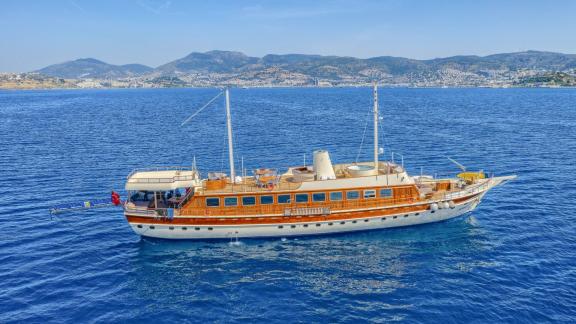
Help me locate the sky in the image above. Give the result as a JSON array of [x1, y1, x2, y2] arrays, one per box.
[[1, 0, 576, 72]]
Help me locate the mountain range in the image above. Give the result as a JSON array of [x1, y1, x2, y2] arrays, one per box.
[[32, 50, 576, 87]]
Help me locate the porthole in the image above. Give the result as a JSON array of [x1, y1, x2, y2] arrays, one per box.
[[352, 220, 357, 224], [208, 227, 213, 231], [393, 216, 398, 219], [404, 215, 409, 218], [316, 223, 321, 227], [381, 217, 386, 221], [169, 226, 174, 230], [303, 224, 309, 228], [278, 225, 284, 229], [415, 213, 420, 216], [194, 227, 200, 231], [149, 225, 155, 229], [328, 222, 333, 226], [340, 221, 345, 225], [182, 227, 187, 231], [364, 219, 369, 222], [291, 225, 296, 229], [431, 211, 436, 214], [137, 225, 143, 228]]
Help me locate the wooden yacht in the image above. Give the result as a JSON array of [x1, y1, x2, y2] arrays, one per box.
[[123, 85, 515, 239]]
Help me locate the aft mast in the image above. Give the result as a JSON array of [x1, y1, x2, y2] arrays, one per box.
[[225, 88, 236, 180], [373, 82, 379, 173]]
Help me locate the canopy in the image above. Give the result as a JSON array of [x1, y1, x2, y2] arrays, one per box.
[[125, 169, 200, 191]]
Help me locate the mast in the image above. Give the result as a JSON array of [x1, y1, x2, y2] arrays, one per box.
[[225, 88, 235, 180], [373, 82, 379, 172]]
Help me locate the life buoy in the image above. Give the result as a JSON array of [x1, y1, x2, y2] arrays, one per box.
[[267, 183, 275, 190]]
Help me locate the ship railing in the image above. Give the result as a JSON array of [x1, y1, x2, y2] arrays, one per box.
[[128, 174, 198, 184], [443, 180, 491, 200], [124, 204, 181, 218], [127, 166, 194, 179], [177, 189, 195, 209]]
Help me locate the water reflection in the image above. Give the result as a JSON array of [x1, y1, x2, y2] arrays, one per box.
[[126, 216, 494, 319]]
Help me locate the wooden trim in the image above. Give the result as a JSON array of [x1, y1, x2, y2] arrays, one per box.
[[126, 193, 480, 226]]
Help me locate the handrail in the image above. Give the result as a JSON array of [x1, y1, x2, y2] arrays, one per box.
[[177, 189, 195, 209], [127, 166, 194, 179]]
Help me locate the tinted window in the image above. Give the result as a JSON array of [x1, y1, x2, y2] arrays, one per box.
[[380, 188, 393, 198], [346, 191, 359, 200], [312, 192, 326, 202], [330, 192, 343, 201], [242, 196, 256, 206], [364, 190, 376, 199], [295, 194, 309, 203], [224, 197, 238, 206], [260, 195, 274, 205], [206, 197, 219, 207], [278, 194, 291, 204]]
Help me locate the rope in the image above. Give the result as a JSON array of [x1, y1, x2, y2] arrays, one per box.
[[355, 104, 372, 162], [180, 91, 224, 126]]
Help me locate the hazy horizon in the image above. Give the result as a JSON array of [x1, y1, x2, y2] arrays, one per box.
[[2, 0, 576, 72]]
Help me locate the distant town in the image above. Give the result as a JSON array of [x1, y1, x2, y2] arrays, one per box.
[[2, 50, 576, 89]]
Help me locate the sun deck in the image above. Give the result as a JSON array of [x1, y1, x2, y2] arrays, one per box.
[[199, 161, 410, 195]]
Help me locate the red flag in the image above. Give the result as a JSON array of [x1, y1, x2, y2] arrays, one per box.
[[111, 191, 121, 206]]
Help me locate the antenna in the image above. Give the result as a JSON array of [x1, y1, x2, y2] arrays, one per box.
[[447, 156, 467, 172]]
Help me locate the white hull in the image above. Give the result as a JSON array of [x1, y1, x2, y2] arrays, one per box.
[[129, 195, 482, 240]]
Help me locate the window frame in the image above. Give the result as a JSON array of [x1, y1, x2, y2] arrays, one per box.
[[278, 194, 291, 204], [312, 192, 326, 202], [329, 191, 343, 201], [206, 197, 220, 207], [346, 191, 360, 200], [242, 196, 256, 206], [260, 195, 274, 205], [379, 188, 393, 198], [363, 189, 376, 199], [224, 196, 238, 207], [295, 193, 309, 203]]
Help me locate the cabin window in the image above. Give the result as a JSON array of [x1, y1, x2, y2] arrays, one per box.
[[346, 191, 360, 200], [224, 197, 238, 207], [295, 194, 309, 203], [380, 188, 393, 198], [278, 194, 291, 204], [330, 192, 343, 201], [312, 192, 326, 202], [260, 195, 274, 205], [242, 196, 256, 206], [206, 197, 220, 207], [363, 190, 376, 199]]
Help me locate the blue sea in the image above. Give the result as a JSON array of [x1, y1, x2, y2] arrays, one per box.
[[1, 87, 575, 323]]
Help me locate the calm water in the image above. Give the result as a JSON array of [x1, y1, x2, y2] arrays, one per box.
[[1, 87, 575, 323]]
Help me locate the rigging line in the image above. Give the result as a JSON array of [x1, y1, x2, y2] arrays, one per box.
[[180, 91, 224, 127], [355, 104, 372, 163]]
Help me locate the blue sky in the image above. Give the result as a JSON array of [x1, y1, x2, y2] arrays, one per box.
[[1, 0, 575, 72]]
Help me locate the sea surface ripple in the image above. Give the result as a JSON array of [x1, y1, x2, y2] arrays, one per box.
[[0, 88, 575, 323]]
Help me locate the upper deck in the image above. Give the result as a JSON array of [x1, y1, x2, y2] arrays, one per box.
[[125, 166, 201, 191], [198, 161, 414, 195]]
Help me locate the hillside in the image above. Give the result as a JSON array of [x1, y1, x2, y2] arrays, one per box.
[[10, 50, 576, 88], [36, 58, 153, 79]]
